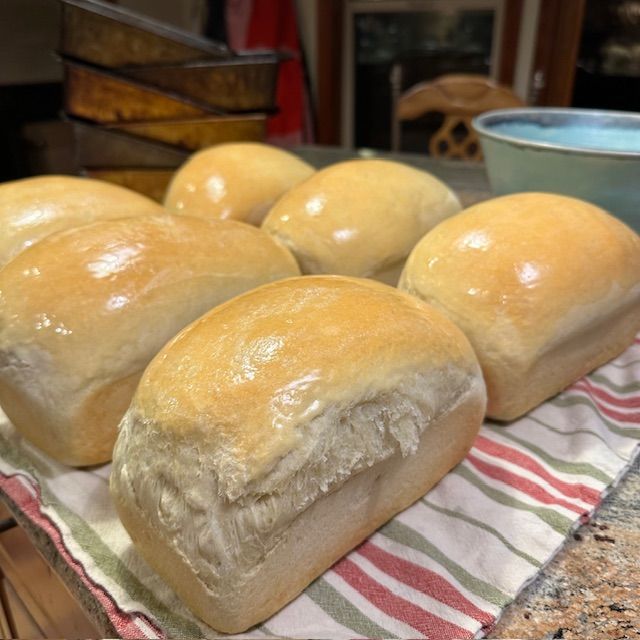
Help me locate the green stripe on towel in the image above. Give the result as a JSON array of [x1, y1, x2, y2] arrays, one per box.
[[380, 519, 510, 608], [454, 465, 573, 535]]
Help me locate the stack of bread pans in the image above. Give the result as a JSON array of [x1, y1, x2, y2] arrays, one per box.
[[59, 0, 279, 200]]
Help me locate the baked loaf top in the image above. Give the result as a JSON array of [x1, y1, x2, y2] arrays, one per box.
[[112, 275, 485, 632], [0, 215, 300, 398], [164, 142, 315, 225], [399, 192, 640, 362], [131, 275, 482, 501], [0, 175, 164, 266], [261, 159, 461, 277]]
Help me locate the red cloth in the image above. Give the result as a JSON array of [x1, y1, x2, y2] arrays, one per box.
[[227, 0, 312, 145]]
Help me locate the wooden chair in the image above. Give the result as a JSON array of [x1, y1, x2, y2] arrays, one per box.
[[392, 74, 525, 160]]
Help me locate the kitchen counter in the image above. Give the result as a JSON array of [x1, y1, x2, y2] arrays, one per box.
[[293, 145, 494, 209], [0, 148, 638, 639], [491, 454, 640, 639]]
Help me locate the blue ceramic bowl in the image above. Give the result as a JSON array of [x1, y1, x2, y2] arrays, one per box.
[[473, 108, 640, 232]]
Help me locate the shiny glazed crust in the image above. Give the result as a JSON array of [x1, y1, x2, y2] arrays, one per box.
[[110, 276, 486, 633], [261, 159, 461, 279], [399, 192, 640, 420], [0, 175, 164, 266], [164, 142, 315, 225], [0, 215, 300, 465]]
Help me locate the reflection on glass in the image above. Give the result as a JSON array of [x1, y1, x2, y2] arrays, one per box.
[[352, 6, 495, 150], [573, 0, 640, 111], [354, 11, 493, 65]]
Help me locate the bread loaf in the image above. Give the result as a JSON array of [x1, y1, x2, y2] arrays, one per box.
[[164, 142, 314, 225], [0, 216, 300, 466], [399, 192, 640, 420], [110, 275, 486, 633], [261, 159, 461, 283], [0, 175, 164, 266]]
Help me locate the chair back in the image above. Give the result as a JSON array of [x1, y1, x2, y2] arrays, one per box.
[[393, 74, 524, 159]]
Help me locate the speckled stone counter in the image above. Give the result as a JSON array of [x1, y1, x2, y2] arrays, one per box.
[[490, 454, 640, 640]]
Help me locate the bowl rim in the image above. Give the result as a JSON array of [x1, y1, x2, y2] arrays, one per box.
[[472, 107, 640, 159]]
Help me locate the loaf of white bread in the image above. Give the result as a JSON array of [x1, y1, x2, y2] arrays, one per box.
[[261, 159, 462, 284], [0, 175, 164, 266], [110, 276, 486, 633], [399, 192, 640, 420], [164, 142, 315, 225], [0, 215, 300, 466]]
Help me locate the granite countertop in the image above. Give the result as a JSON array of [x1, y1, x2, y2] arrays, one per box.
[[491, 454, 640, 640]]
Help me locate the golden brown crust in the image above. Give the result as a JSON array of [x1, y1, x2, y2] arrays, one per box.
[[261, 159, 461, 278], [0, 215, 300, 465], [399, 192, 640, 419], [111, 275, 486, 632], [134, 276, 481, 489], [164, 142, 315, 225], [0, 175, 164, 266]]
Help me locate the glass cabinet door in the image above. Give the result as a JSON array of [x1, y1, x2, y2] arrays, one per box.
[[573, 0, 640, 112], [344, 0, 504, 149]]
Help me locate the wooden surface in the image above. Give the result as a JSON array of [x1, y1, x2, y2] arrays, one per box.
[[0, 494, 118, 639], [531, 0, 586, 106], [393, 75, 524, 159], [315, 0, 343, 145], [0, 578, 13, 638], [0, 503, 99, 639], [1, 580, 42, 640], [497, 0, 524, 87]]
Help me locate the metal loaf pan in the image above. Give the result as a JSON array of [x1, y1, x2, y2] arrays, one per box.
[[63, 60, 214, 123], [82, 168, 175, 202], [71, 119, 188, 168], [59, 0, 230, 68], [120, 54, 280, 112], [109, 114, 267, 151]]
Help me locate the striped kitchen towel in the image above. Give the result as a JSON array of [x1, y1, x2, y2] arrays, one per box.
[[0, 336, 638, 639]]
